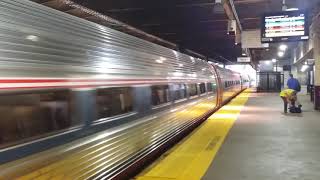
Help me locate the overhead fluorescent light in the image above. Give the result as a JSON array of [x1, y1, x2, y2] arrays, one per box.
[[278, 51, 284, 57], [272, 59, 277, 63], [265, 61, 271, 65], [279, 44, 287, 51], [286, 8, 299, 11], [301, 65, 309, 72]]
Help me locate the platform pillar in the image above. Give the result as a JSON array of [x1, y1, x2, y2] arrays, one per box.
[[312, 13, 320, 110]]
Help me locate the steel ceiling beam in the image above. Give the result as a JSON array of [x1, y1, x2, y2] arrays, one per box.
[[141, 19, 229, 27], [95, 2, 218, 13]]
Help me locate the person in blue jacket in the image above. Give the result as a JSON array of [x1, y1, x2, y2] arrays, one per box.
[[287, 74, 301, 92]]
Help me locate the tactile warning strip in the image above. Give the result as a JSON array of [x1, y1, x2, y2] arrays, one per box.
[[136, 89, 251, 180]]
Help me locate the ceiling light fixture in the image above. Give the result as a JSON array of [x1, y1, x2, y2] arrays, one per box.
[[272, 59, 277, 63], [301, 65, 309, 72], [279, 44, 288, 51], [286, 8, 299, 11], [278, 51, 284, 57]]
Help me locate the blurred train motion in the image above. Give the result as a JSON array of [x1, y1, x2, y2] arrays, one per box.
[[0, 0, 251, 179]]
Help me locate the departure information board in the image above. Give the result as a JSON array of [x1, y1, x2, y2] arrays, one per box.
[[261, 11, 309, 43]]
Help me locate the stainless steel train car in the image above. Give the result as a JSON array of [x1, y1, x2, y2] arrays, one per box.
[[0, 0, 248, 179]]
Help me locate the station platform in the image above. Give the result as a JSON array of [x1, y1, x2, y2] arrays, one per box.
[[135, 89, 320, 180]]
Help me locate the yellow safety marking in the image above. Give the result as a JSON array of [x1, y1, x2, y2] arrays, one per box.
[[136, 89, 251, 180]]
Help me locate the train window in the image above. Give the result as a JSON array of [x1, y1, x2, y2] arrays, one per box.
[[199, 83, 206, 94], [207, 82, 216, 92], [0, 90, 73, 148], [207, 83, 213, 92], [188, 84, 198, 97], [97, 87, 133, 119], [172, 84, 187, 101], [151, 85, 170, 106]]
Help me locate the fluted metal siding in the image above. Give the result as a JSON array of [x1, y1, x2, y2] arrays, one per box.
[[0, 0, 215, 81], [0, 96, 218, 179], [0, 1, 225, 179], [215, 66, 242, 102]]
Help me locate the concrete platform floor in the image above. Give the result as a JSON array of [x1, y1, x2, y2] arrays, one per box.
[[203, 92, 320, 180]]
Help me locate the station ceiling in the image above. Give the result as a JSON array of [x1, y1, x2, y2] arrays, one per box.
[[69, 0, 242, 63], [33, 0, 320, 64]]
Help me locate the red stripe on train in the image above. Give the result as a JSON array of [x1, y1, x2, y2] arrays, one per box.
[[0, 82, 163, 90], [0, 78, 208, 90], [0, 78, 196, 83], [0, 79, 156, 83]]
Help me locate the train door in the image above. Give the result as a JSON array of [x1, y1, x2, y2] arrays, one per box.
[[210, 64, 223, 106]]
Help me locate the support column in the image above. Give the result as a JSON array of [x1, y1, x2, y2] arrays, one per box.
[[312, 13, 320, 110]]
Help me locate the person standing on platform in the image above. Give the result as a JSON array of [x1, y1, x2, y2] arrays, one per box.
[[280, 89, 301, 113], [287, 74, 301, 92]]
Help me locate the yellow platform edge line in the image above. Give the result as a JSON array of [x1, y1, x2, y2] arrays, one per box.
[[136, 89, 251, 180]]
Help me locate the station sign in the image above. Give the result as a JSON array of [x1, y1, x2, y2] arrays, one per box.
[[237, 57, 251, 63]]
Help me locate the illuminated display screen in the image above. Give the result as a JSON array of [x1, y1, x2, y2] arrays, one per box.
[[261, 11, 309, 43]]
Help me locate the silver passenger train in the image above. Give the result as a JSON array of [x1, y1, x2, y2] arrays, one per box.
[[0, 0, 249, 179]]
